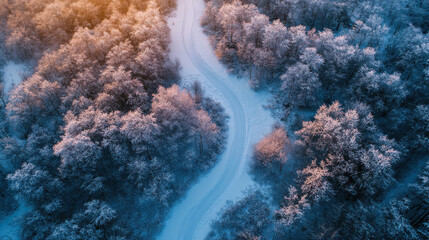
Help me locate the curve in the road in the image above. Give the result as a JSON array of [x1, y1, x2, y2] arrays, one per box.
[[176, 0, 248, 239]]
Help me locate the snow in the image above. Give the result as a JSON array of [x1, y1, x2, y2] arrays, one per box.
[[157, 0, 275, 239], [0, 199, 30, 240], [0, 62, 31, 240], [383, 155, 429, 204], [2, 62, 30, 95]]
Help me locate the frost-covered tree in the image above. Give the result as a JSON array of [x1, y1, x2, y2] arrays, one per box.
[[388, 25, 429, 82], [2, 1, 227, 239], [205, 0, 429, 239], [152, 85, 221, 164], [47, 200, 128, 240], [410, 161, 429, 234], [407, 0, 429, 33], [262, 20, 289, 65], [348, 68, 406, 116], [295, 102, 399, 199], [8, 163, 61, 202], [94, 66, 149, 113], [348, 15, 389, 48], [280, 62, 321, 109], [340, 200, 419, 240], [253, 126, 289, 174], [7, 75, 64, 135], [207, 190, 273, 240]]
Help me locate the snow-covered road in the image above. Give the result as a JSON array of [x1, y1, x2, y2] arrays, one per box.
[[157, 0, 274, 239]]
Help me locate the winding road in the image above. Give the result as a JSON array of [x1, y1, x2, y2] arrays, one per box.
[[157, 0, 274, 239]]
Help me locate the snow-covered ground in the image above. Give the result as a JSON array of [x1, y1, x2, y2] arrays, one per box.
[[0, 61, 31, 240], [1, 62, 30, 95], [0, 199, 30, 240], [157, 0, 275, 239], [383, 155, 429, 204]]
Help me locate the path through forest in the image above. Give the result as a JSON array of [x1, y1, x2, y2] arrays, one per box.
[[157, 0, 275, 239]]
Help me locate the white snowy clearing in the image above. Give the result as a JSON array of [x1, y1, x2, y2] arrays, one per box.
[[157, 0, 275, 239], [1, 62, 30, 95]]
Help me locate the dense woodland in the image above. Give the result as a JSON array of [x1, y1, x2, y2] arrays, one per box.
[[0, 0, 227, 239], [0, 0, 427, 239], [204, 0, 429, 239]]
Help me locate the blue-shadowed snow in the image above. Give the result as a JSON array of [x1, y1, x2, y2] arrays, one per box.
[[0, 61, 31, 240], [0, 199, 30, 240], [2, 62, 30, 95], [157, 0, 275, 239]]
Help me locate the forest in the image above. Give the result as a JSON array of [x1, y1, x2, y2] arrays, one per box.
[[0, 0, 427, 239], [0, 0, 227, 239], [203, 0, 429, 239]]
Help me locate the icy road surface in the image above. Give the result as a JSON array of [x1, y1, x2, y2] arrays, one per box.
[[157, 0, 275, 239]]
